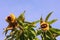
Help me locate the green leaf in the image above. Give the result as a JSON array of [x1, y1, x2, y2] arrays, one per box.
[[30, 30, 36, 36], [42, 32, 53, 40], [41, 30, 56, 40], [50, 28, 60, 37], [30, 28, 36, 37], [46, 30, 55, 40], [32, 20, 40, 24], [17, 11, 25, 22], [28, 31, 34, 40], [45, 11, 53, 22], [48, 19, 57, 24], [32, 38, 39, 40], [29, 20, 40, 27], [40, 16, 43, 23], [26, 28, 36, 40], [20, 32, 25, 40], [17, 19, 24, 27], [24, 21, 31, 24], [24, 20, 40, 27], [36, 29, 42, 36], [43, 32, 46, 40]]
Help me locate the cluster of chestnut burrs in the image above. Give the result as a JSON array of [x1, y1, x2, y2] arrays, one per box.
[[3, 11, 60, 40]]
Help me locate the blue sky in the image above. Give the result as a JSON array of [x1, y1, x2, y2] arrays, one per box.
[[0, 0, 60, 40]]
